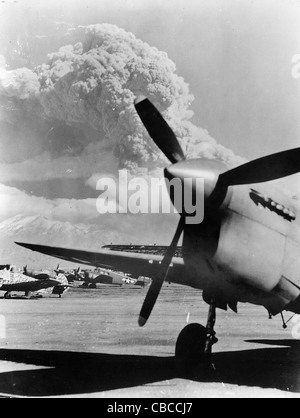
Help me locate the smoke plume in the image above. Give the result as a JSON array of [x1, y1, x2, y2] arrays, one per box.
[[0, 23, 242, 183]]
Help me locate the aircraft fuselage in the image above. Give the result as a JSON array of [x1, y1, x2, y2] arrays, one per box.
[[182, 174, 300, 315]]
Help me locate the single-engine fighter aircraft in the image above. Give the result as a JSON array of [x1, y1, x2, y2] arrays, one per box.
[[23, 264, 61, 281], [0, 265, 68, 299], [23, 264, 69, 298], [16, 96, 300, 367], [75, 267, 132, 288], [75, 266, 148, 288]]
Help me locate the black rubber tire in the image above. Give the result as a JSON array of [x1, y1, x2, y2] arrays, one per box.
[[175, 323, 207, 377]]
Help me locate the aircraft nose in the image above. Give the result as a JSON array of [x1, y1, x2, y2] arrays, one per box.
[[164, 159, 229, 205]]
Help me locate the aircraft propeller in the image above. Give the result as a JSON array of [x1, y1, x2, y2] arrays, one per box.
[[134, 96, 185, 165], [217, 148, 300, 186], [134, 95, 300, 326], [138, 216, 185, 326]]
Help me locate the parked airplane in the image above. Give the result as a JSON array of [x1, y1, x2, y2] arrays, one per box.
[[23, 264, 61, 280], [23, 264, 69, 297], [75, 267, 142, 288], [0, 265, 68, 299], [17, 96, 300, 368]]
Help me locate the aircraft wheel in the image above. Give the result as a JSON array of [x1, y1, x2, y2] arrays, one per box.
[[175, 323, 207, 377], [4, 292, 11, 299]]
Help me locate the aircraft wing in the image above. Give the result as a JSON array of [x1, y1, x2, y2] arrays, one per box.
[[102, 244, 183, 258], [16, 242, 186, 282], [0, 277, 61, 292]]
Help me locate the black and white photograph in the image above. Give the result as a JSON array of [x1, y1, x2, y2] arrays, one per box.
[[0, 0, 300, 399]]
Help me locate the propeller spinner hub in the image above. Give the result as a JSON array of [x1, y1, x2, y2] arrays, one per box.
[[165, 159, 230, 214]]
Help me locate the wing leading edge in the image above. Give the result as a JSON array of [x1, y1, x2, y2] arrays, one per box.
[[15, 242, 185, 281]]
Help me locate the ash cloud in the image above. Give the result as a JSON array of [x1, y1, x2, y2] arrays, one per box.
[[0, 23, 243, 186], [0, 55, 6, 69], [0, 67, 39, 100]]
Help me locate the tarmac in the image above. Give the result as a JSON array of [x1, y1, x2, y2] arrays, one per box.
[[0, 283, 300, 398]]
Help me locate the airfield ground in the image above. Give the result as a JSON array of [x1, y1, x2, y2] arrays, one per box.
[[0, 284, 300, 398]]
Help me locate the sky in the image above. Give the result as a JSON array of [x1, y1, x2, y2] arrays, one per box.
[[0, 0, 299, 253]]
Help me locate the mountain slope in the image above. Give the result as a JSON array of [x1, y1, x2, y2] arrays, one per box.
[[0, 215, 126, 269]]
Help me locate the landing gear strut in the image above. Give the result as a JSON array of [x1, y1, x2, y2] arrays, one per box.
[[175, 300, 218, 376], [281, 312, 288, 329], [4, 292, 12, 299], [204, 301, 218, 358]]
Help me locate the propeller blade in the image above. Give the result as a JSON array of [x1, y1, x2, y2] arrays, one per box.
[[220, 148, 300, 186], [134, 96, 185, 164], [139, 217, 185, 327]]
